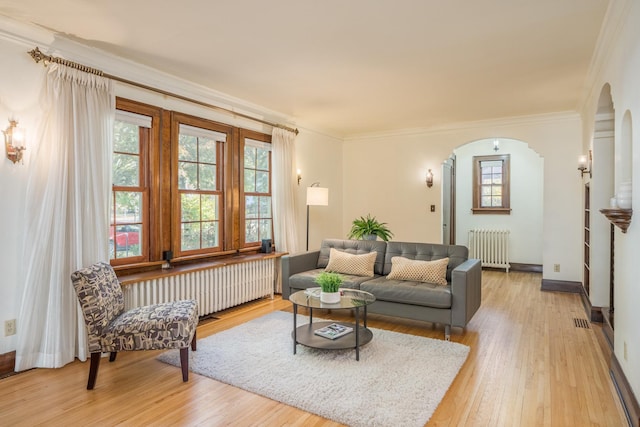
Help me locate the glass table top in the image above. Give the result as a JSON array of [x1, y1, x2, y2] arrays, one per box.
[[289, 288, 376, 309]]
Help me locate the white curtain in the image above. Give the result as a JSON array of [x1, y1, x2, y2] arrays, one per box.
[[271, 128, 299, 254], [15, 64, 115, 371]]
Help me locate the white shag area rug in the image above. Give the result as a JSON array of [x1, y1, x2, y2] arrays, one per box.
[[157, 310, 469, 427]]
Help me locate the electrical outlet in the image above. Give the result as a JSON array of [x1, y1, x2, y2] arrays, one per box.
[[4, 319, 16, 336], [553, 264, 560, 272], [624, 341, 628, 361]]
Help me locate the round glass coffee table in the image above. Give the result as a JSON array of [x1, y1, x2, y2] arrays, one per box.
[[289, 288, 376, 361]]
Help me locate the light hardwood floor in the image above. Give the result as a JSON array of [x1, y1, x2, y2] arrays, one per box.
[[0, 271, 628, 426]]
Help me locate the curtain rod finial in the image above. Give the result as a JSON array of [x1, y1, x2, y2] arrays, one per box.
[[28, 47, 47, 64]]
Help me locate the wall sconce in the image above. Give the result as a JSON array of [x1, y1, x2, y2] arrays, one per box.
[[426, 169, 434, 188], [578, 150, 592, 178], [297, 169, 302, 186], [3, 119, 26, 164], [493, 139, 500, 152]]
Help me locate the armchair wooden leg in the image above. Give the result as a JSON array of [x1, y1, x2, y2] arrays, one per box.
[[87, 352, 101, 390], [109, 352, 117, 362], [180, 347, 189, 382], [191, 331, 197, 351]]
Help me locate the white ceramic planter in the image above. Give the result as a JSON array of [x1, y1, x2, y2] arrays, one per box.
[[320, 291, 341, 304]]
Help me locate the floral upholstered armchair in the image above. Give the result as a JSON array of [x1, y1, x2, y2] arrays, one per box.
[[71, 262, 199, 390]]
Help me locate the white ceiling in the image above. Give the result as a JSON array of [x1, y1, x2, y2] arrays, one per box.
[[1, 0, 609, 137]]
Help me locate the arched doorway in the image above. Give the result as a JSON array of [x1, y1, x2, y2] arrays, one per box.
[[448, 138, 544, 269]]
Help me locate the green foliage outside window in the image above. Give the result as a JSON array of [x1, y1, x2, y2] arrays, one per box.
[[244, 143, 272, 244], [178, 132, 220, 252]]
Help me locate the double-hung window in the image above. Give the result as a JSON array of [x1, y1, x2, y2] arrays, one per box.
[[242, 135, 273, 248], [472, 154, 511, 214], [110, 109, 151, 264], [174, 119, 229, 257]]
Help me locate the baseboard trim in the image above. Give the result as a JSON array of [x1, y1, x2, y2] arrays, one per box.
[[580, 292, 604, 323], [611, 352, 640, 427], [590, 304, 604, 323], [540, 279, 583, 293], [0, 351, 15, 378], [510, 263, 543, 273], [481, 263, 542, 273]]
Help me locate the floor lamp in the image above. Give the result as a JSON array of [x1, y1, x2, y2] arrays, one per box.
[[306, 182, 329, 251]]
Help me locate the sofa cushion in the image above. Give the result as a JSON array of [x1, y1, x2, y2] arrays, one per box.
[[289, 268, 379, 293], [325, 248, 377, 277], [383, 242, 468, 281], [317, 239, 387, 275], [387, 256, 449, 285], [361, 277, 452, 309]]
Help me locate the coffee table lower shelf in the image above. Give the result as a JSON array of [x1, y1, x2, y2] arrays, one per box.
[[293, 321, 373, 353]]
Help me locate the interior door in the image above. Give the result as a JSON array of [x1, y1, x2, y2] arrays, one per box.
[[442, 155, 456, 244]]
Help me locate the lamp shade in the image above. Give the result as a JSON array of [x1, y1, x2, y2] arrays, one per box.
[[307, 187, 329, 206]]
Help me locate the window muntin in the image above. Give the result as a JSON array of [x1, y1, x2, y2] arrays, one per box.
[[110, 111, 151, 263], [176, 123, 226, 255], [480, 160, 503, 207], [472, 154, 511, 214], [243, 138, 272, 247]]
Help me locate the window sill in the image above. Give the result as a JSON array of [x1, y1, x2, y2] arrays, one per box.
[[472, 208, 512, 215], [115, 251, 286, 286]]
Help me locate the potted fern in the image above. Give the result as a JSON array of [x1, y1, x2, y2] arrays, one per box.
[[315, 271, 343, 303], [347, 214, 394, 241]]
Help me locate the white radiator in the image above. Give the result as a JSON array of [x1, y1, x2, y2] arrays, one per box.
[[468, 229, 510, 272], [122, 259, 275, 315]]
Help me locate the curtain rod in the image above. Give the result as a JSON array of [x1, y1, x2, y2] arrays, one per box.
[[27, 47, 299, 135]]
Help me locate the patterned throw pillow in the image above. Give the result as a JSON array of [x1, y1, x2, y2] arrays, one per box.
[[387, 256, 449, 285], [325, 248, 377, 277]]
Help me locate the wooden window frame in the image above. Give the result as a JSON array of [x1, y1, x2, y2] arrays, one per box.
[[240, 130, 273, 250], [110, 98, 161, 266], [472, 154, 511, 215], [170, 112, 235, 260], [111, 98, 274, 272]]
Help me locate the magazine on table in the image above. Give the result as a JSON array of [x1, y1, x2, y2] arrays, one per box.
[[314, 323, 353, 340]]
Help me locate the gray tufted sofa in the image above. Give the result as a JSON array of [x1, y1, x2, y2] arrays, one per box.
[[282, 238, 482, 340]]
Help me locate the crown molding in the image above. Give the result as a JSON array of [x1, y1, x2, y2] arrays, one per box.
[[344, 111, 581, 142]]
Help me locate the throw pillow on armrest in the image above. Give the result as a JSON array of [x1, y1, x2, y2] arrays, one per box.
[[325, 248, 377, 277], [387, 256, 449, 285]]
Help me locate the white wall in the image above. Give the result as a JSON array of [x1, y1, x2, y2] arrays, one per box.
[[294, 129, 344, 251], [454, 138, 544, 265], [580, 0, 640, 401], [344, 114, 582, 280], [0, 33, 48, 355]]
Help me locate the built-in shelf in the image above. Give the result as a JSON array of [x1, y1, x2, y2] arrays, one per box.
[[600, 208, 633, 233]]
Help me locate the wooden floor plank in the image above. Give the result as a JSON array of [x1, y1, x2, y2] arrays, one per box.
[[0, 270, 628, 426]]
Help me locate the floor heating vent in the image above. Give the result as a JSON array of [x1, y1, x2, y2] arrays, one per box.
[[573, 318, 590, 329]]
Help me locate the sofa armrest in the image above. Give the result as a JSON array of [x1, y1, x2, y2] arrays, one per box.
[[281, 251, 321, 299], [450, 258, 482, 328]]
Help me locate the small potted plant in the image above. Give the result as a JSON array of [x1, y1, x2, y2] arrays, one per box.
[[315, 271, 343, 303], [347, 214, 394, 241]]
